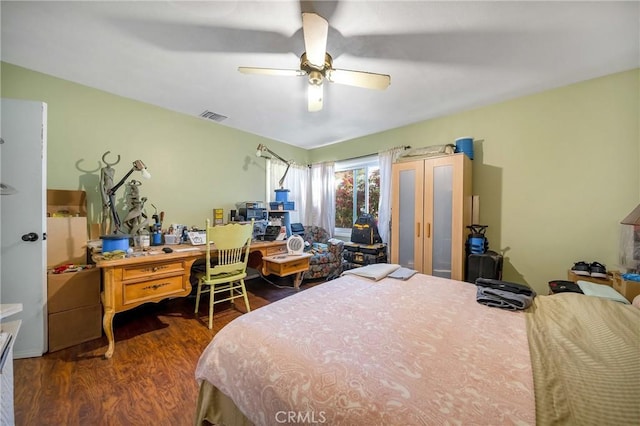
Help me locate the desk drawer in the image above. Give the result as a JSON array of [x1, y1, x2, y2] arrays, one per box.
[[122, 261, 185, 280], [264, 256, 310, 276], [265, 245, 287, 256], [123, 275, 186, 305]]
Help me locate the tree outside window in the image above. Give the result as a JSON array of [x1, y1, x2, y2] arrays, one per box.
[[335, 164, 380, 232]]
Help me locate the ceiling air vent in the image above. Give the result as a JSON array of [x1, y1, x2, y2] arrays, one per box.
[[199, 110, 228, 122]]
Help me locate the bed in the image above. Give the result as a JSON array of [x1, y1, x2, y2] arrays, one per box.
[[194, 271, 639, 425]]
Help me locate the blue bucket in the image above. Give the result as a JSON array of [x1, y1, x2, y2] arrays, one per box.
[[101, 235, 130, 253], [274, 189, 289, 202], [455, 137, 474, 160]]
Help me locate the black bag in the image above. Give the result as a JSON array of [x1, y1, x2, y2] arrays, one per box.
[[351, 214, 382, 245], [548, 280, 583, 294]]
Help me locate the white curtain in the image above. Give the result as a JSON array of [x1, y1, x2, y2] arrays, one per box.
[[378, 146, 408, 244], [267, 159, 309, 225], [306, 162, 335, 234]]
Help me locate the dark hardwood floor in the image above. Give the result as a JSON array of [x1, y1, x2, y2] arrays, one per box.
[[13, 276, 323, 426]]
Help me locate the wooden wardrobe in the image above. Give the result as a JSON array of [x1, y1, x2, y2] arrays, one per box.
[[390, 153, 472, 281]]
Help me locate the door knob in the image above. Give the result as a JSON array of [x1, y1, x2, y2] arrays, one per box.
[[21, 232, 39, 242]]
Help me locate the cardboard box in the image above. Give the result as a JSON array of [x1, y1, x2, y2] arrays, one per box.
[[47, 189, 87, 217], [47, 217, 88, 268], [48, 304, 102, 352], [47, 268, 100, 313]]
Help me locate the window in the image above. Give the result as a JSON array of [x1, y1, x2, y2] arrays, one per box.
[[334, 156, 380, 237]]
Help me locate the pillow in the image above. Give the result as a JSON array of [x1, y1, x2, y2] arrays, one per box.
[[633, 294, 640, 309], [341, 263, 401, 281], [311, 242, 328, 254], [576, 280, 630, 304]]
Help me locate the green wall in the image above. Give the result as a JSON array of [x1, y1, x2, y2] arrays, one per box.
[[2, 62, 638, 294], [1, 62, 309, 229], [311, 69, 640, 293]]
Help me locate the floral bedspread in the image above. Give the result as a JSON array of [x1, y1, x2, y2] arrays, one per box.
[[195, 273, 535, 425]]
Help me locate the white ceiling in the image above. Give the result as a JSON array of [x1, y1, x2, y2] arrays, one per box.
[[2, 1, 638, 149]]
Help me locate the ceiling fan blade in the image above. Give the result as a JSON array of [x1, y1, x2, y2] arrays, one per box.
[[308, 83, 323, 112], [327, 68, 391, 90], [238, 67, 306, 77], [302, 12, 328, 68]]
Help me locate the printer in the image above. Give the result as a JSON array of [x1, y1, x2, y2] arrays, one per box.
[[236, 201, 267, 222]]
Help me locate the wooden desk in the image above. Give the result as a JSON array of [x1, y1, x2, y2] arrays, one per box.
[[94, 241, 286, 359]]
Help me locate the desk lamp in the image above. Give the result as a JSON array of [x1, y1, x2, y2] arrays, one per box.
[[256, 144, 291, 190], [107, 160, 151, 234]]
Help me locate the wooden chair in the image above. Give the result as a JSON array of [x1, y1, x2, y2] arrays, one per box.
[[194, 219, 253, 329]]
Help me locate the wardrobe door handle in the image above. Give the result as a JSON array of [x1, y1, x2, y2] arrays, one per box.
[[21, 232, 39, 242], [426, 223, 431, 238], [416, 222, 420, 238]]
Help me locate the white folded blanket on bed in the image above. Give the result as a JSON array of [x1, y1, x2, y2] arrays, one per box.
[[340, 263, 401, 281]]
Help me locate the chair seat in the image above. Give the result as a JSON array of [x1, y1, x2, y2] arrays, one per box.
[[201, 270, 247, 284]]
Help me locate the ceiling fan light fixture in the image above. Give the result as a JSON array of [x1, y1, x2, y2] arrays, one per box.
[[238, 12, 389, 112], [308, 83, 323, 112], [308, 70, 323, 86], [300, 52, 332, 73]]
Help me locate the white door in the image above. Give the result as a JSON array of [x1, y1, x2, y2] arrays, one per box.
[[0, 98, 48, 358]]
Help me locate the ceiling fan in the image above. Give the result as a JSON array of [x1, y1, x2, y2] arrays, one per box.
[[238, 12, 391, 112]]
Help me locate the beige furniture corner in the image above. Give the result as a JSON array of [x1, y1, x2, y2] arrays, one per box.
[[611, 272, 640, 302], [47, 268, 102, 352], [567, 270, 640, 303], [567, 270, 612, 287]]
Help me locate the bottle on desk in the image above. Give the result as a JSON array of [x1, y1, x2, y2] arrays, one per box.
[[136, 228, 150, 251], [152, 224, 162, 246]]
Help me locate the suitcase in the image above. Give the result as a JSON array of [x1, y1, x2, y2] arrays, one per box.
[[466, 250, 503, 283], [343, 242, 387, 266]]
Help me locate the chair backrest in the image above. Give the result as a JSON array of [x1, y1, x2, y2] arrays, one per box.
[[303, 225, 330, 244], [204, 219, 253, 279]]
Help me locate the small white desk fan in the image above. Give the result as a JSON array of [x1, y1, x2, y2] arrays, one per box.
[[287, 235, 305, 255]]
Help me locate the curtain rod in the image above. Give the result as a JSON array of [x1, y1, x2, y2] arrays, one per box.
[[337, 145, 411, 163]]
